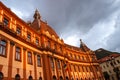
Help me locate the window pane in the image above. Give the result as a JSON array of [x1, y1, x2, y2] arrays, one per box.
[[3, 17, 9, 26], [28, 52, 32, 64], [0, 40, 6, 56], [16, 27, 21, 35], [15, 47, 21, 60], [37, 55, 41, 66], [27, 33, 31, 41], [36, 38, 39, 45]]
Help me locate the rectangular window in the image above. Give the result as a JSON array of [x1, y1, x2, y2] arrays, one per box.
[[57, 60, 61, 69], [60, 46, 62, 52], [0, 40, 7, 56], [37, 55, 41, 67], [35, 37, 39, 45], [74, 65, 76, 72], [16, 26, 21, 35], [117, 60, 120, 64], [27, 32, 31, 41], [47, 41, 51, 48], [28, 51, 32, 64], [54, 44, 57, 50], [15, 47, 21, 61], [3, 17, 9, 27], [50, 58, 54, 69]]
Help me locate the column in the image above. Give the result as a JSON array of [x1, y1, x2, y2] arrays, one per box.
[[42, 54, 52, 80], [33, 52, 37, 80], [23, 48, 26, 80], [8, 41, 15, 80], [55, 59, 59, 80]]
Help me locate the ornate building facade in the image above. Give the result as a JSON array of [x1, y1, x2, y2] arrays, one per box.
[[0, 2, 104, 80]]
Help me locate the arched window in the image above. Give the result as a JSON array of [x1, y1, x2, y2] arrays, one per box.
[[29, 76, 33, 80], [60, 76, 63, 80], [0, 72, 3, 80], [15, 74, 20, 80], [39, 77, 42, 80], [66, 76, 69, 80], [53, 75, 56, 80]]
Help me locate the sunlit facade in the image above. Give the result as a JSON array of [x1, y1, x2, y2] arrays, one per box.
[[0, 2, 104, 80]]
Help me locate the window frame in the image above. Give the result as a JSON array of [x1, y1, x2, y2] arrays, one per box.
[[0, 39, 7, 57], [16, 25, 22, 36], [15, 46, 21, 61], [27, 51, 33, 65], [35, 37, 39, 46], [37, 55, 42, 67], [3, 15, 10, 27], [27, 32, 31, 42]]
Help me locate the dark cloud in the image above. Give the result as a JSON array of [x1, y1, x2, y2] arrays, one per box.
[[1, 0, 120, 52]]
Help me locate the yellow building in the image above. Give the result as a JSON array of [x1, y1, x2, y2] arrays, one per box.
[[98, 54, 120, 80], [0, 1, 104, 80]]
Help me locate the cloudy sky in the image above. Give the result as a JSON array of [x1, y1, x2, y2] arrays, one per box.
[[1, 0, 120, 52]]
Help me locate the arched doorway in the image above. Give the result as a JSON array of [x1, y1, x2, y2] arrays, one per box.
[[66, 76, 69, 80], [59, 76, 63, 80], [15, 74, 20, 80], [29, 76, 33, 80], [39, 77, 42, 80], [0, 72, 3, 80], [53, 75, 57, 80]]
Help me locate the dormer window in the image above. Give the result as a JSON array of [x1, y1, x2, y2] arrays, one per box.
[[16, 26, 21, 35]]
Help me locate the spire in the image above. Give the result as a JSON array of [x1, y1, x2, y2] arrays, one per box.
[[33, 9, 41, 19], [80, 39, 90, 52]]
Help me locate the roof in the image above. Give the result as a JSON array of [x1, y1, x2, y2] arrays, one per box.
[[98, 53, 120, 63]]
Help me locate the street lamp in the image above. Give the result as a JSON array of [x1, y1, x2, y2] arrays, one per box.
[[106, 55, 120, 80]]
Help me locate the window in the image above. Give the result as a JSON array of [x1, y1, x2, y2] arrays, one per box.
[[78, 55, 80, 59], [27, 32, 31, 41], [106, 64, 109, 67], [114, 61, 116, 65], [57, 60, 61, 69], [50, 58, 54, 69], [0, 40, 7, 56], [15, 47, 21, 61], [82, 56, 84, 60], [29, 76, 33, 80], [16, 26, 21, 35], [28, 52, 32, 64], [86, 66, 88, 72], [47, 41, 51, 48], [74, 54, 76, 59], [3, 17, 9, 26], [117, 60, 120, 64], [103, 65, 106, 69], [37, 55, 41, 67], [0, 72, 3, 80], [54, 44, 57, 51], [39, 77, 42, 80], [60, 46, 62, 52], [35, 37, 39, 45], [15, 74, 20, 80], [74, 65, 76, 72], [82, 66, 84, 72]]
